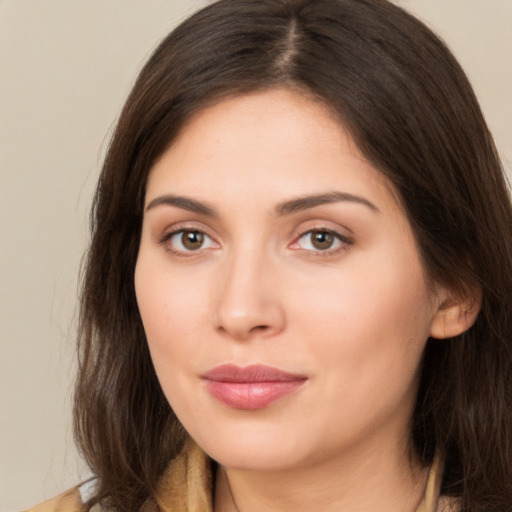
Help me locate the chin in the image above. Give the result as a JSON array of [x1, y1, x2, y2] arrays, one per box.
[[209, 444, 303, 472], [189, 422, 308, 471]]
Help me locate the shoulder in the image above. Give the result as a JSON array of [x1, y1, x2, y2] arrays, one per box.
[[23, 487, 83, 512], [23, 480, 99, 512]]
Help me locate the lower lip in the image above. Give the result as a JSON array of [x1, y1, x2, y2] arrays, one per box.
[[204, 380, 306, 410]]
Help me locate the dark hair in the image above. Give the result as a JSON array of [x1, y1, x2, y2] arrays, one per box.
[[74, 0, 512, 509]]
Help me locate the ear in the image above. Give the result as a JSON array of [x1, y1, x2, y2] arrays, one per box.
[[429, 285, 482, 339]]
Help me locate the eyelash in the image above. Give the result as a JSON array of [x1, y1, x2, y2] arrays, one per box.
[[291, 228, 353, 256], [159, 226, 353, 258], [159, 227, 218, 257]]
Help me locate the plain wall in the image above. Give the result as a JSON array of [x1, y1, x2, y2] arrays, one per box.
[[1, 1, 510, 510]]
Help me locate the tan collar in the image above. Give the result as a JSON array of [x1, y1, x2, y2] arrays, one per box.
[[416, 452, 442, 512], [143, 438, 213, 512], [146, 439, 451, 512]]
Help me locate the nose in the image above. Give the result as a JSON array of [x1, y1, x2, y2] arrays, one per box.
[[213, 250, 286, 341]]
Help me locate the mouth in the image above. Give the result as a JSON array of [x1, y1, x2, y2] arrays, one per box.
[[201, 364, 308, 410]]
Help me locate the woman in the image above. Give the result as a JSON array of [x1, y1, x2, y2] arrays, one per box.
[[28, 0, 512, 510]]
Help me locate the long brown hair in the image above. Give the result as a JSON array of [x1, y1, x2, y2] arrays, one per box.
[[74, 0, 512, 509]]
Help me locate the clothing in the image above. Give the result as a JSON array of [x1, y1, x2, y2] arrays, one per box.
[[25, 439, 457, 511]]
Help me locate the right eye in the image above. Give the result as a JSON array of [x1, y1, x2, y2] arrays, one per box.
[[164, 229, 217, 253]]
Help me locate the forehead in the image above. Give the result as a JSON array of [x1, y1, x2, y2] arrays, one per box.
[[146, 88, 399, 215]]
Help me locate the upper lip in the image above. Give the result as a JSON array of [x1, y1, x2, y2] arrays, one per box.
[[201, 364, 307, 383]]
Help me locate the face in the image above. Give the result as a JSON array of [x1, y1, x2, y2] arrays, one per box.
[[135, 89, 441, 472]]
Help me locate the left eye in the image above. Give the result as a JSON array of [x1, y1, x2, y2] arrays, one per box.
[[294, 229, 347, 251], [167, 230, 216, 252]]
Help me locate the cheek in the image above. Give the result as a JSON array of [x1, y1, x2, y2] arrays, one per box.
[[134, 259, 212, 422], [289, 265, 431, 444], [293, 250, 431, 341], [134, 255, 209, 367], [290, 246, 433, 392]]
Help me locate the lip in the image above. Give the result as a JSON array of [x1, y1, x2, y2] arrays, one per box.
[[201, 364, 308, 410]]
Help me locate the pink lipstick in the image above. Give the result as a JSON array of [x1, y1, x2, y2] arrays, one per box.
[[201, 364, 307, 410]]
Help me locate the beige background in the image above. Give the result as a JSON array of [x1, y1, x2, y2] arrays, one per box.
[[1, 1, 510, 510]]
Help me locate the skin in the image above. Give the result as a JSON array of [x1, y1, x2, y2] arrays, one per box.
[[135, 89, 466, 511]]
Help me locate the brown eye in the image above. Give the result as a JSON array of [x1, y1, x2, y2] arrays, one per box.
[[181, 231, 204, 250], [311, 230, 335, 250], [293, 229, 349, 253], [166, 229, 216, 253]]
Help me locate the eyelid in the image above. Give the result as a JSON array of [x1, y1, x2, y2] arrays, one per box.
[[157, 222, 220, 256], [170, 230, 216, 250], [154, 220, 353, 257], [289, 225, 353, 254], [156, 220, 216, 240]]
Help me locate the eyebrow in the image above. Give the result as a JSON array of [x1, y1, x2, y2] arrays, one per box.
[[145, 191, 379, 216], [145, 195, 216, 215], [274, 192, 379, 216]]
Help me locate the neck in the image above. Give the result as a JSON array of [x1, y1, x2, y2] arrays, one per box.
[[214, 441, 429, 512]]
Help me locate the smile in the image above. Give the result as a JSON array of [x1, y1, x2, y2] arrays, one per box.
[[201, 364, 308, 410]]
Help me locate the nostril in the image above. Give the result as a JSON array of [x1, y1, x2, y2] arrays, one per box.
[[250, 325, 270, 332]]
